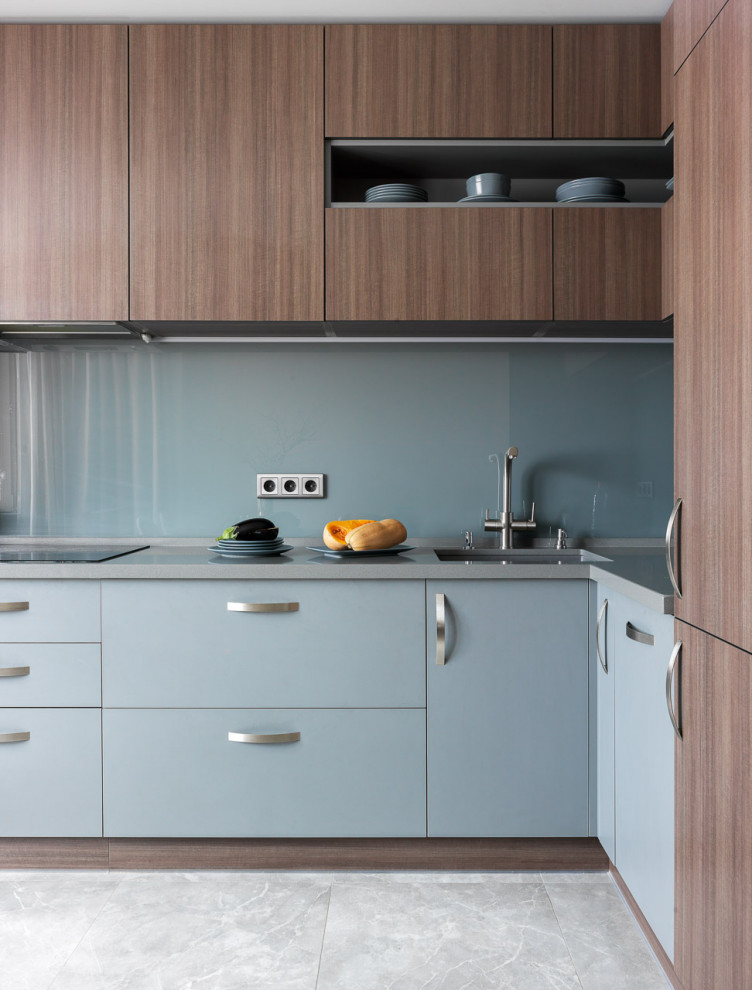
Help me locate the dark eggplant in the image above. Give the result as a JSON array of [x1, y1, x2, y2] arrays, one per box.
[[219, 517, 279, 541]]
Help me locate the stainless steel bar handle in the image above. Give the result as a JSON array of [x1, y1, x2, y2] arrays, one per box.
[[228, 731, 300, 744], [0, 731, 30, 743], [0, 602, 29, 613], [596, 599, 608, 673], [665, 497, 683, 599], [666, 641, 682, 739], [227, 602, 299, 613], [626, 622, 655, 647], [0, 666, 30, 678], [436, 593, 446, 665]]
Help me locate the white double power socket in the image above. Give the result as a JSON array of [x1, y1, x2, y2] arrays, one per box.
[[256, 474, 325, 498]]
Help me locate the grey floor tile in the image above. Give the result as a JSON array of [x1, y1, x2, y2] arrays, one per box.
[[47, 877, 331, 990], [0, 878, 119, 990], [546, 881, 669, 990], [316, 879, 582, 989], [541, 872, 613, 885], [332, 870, 543, 886]]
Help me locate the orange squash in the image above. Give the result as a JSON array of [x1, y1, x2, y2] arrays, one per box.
[[323, 519, 375, 550], [346, 519, 407, 551]]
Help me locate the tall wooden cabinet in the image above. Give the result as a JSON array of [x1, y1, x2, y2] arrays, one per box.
[[674, 622, 752, 990], [129, 25, 324, 322], [673, 0, 752, 653], [672, 0, 730, 71], [0, 26, 128, 321]]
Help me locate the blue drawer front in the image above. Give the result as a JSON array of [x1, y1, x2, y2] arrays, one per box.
[[103, 707, 426, 838], [0, 581, 100, 642], [0, 644, 101, 707]]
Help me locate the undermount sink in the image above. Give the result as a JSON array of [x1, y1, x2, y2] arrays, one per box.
[[434, 548, 609, 565]]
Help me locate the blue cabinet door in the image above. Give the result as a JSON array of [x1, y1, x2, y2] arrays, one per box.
[[427, 580, 589, 837], [613, 592, 675, 960], [595, 583, 616, 862]]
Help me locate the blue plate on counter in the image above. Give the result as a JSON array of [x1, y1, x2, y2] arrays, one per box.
[[306, 545, 416, 558], [209, 544, 293, 557]]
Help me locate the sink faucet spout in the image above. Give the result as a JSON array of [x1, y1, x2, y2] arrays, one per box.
[[484, 445, 536, 549]]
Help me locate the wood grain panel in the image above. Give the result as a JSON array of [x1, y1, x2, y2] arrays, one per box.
[[553, 25, 661, 138], [661, 3, 676, 135], [0, 26, 128, 320], [130, 25, 324, 321], [673, 0, 752, 650], [672, 0, 730, 72], [325, 25, 552, 138], [662, 198, 674, 319], [675, 622, 752, 989], [0, 838, 108, 870], [108, 837, 607, 872], [610, 864, 684, 990], [325, 208, 552, 321], [553, 209, 662, 320]]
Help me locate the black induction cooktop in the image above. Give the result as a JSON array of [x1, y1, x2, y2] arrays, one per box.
[[0, 544, 149, 562]]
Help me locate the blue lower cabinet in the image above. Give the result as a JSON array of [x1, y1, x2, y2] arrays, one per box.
[[613, 595, 675, 960], [0, 708, 102, 837], [595, 583, 616, 862], [103, 708, 426, 838], [427, 580, 589, 837]]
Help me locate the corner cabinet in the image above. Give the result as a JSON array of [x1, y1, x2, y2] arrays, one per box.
[[0, 26, 128, 321], [129, 25, 324, 321], [426, 580, 589, 837]]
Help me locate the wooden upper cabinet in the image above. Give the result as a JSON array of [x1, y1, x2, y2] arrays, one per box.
[[553, 209, 662, 320], [661, 4, 675, 134], [129, 25, 324, 322], [673, 0, 752, 652], [553, 25, 662, 138], [672, 0, 729, 72], [675, 622, 752, 990], [325, 208, 553, 321], [325, 25, 552, 138], [0, 25, 128, 321]]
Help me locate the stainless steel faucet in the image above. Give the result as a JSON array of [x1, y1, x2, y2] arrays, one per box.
[[483, 446, 536, 549]]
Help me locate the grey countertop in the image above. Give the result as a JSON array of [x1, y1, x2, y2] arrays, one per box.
[[0, 540, 674, 614]]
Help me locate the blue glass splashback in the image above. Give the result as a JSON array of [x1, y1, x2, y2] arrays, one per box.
[[0, 342, 672, 540]]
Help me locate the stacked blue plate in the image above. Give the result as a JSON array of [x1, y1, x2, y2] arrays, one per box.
[[209, 538, 293, 557], [365, 183, 428, 203], [556, 177, 628, 203], [459, 194, 518, 203]]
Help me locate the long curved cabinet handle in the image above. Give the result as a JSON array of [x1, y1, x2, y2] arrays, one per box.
[[227, 602, 299, 613], [596, 599, 608, 673], [626, 622, 654, 647], [228, 731, 301, 745], [0, 666, 30, 678], [0, 602, 29, 613], [665, 497, 683, 599], [436, 593, 446, 665], [0, 731, 31, 743], [666, 641, 682, 739]]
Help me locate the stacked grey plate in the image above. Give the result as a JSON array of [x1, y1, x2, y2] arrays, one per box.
[[365, 183, 428, 203], [209, 538, 293, 557], [556, 177, 628, 203]]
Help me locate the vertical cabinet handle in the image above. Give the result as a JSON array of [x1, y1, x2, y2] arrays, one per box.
[[436, 593, 446, 665], [0, 602, 29, 613], [0, 666, 30, 678], [227, 602, 299, 613], [665, 497, 683, 599], [228, 731, 300, 744], [596, 599, 608, 673], [666, 641, 682, 739], [0, 731, 30, 743]]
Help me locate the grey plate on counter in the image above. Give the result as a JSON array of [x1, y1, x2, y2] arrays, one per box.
[[216, 539, 284, 548], [209, 544, 293, 556], [306, 545, 416, 558]]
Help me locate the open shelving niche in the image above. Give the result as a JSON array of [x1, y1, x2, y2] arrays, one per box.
[[326, 135, 674, 208]]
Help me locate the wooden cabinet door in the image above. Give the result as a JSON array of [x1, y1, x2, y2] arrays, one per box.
[[325, 25, 552, 138], [661, 4, 675, 135], [672, 0, 730, 71], [0, 26, 128, 321], [427, 581, 589, 837], [325, 208, 552, 321], [675, 622, 752, 989], [673, 0, 752, 649], [553, 25, 661, 138], [553, 209, 662, 320], [130, 26, 324, 321]]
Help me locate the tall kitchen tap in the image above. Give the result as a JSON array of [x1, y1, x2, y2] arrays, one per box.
[[484, 446, 536, 549]]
